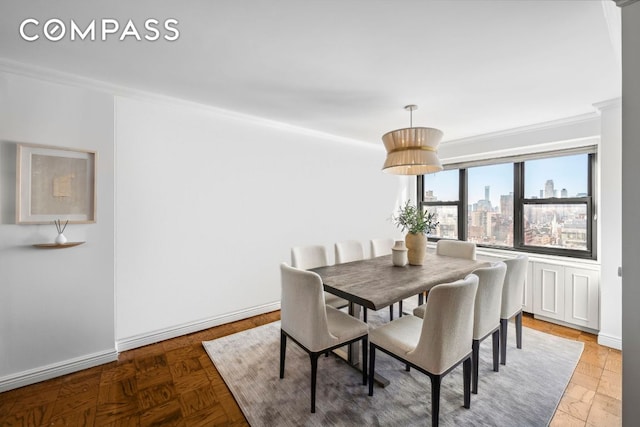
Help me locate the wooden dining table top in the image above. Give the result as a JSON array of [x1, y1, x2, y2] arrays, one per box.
[[310, 251, 489, 311]]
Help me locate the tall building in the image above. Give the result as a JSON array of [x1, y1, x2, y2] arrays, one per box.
[[500, 192, 514, 218], [561, 188, 568, 198], [545, 179, 555, 198], [485, 185, 490, 201]]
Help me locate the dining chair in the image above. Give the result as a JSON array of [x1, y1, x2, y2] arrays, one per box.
[[436, 239, 477, 260], [279, 263, 369, 413], [370, 238, 394, 257], [334, 240, 369, 320], [291, 245, 348, 309], [369, 275, 479, 427], [415, 239, 477, 305], [412, 262, 506, 394], [334, 240, 365, 264], [370, 238, 402, 320], [500, 254, 529, 365]]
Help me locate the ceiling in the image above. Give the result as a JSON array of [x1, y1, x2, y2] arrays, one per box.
[[0, 0, 621, 144]]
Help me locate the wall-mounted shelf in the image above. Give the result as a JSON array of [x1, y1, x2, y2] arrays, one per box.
[[32, 242, 85, 249]]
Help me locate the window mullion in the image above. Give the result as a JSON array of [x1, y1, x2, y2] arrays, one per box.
[[459, 169, 467, 241]]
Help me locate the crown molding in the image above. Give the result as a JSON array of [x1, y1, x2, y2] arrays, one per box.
[[442, 112, 600, 147], [0, 57, 380, 151], [614, 0, 639, 7], [593, 97, 622, 111]]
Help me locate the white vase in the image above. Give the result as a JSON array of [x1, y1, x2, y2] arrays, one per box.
[[391, 240, 408, 267], [55, 233, 67, 245]]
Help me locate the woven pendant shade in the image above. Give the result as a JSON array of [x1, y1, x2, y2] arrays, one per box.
[[381, 105, 444, 175], [382, 126, 443, 175]]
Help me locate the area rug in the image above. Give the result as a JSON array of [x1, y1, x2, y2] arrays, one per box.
[[203, 311, 583, 426]]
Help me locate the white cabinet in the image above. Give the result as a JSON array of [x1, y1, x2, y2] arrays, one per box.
[[532, 263, 565, 321], [564, 267, 599, 329], [532, 262, 599, 330]]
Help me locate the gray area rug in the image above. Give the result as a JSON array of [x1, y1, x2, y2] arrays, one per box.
[[203, 310, 583, 426]]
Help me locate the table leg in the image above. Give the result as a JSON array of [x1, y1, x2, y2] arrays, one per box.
[[347, 303, 361, 364], [337, 303, 389, 387]]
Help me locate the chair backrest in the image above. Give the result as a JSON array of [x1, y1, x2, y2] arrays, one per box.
[[410, 274, 479, 374], [436, 240, 477, 260], [291, 245, 329, 270], [370, 238, 394, 258], [501, 255, 529, 319], [335, 240, 365, 264], [472, 262, 507, 340], [280, 263, 334, 351]]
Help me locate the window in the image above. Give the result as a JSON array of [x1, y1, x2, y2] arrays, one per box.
[[419, 151, 596, 259], [520, 154, 591, 253], [421, 169, 460, 239], [467, 164, 514, 247]]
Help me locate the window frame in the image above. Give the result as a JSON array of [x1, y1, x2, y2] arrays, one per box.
[[419, 169, 466, 240], [418, 151, 597, 260]]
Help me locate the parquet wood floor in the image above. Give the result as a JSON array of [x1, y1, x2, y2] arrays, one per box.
[[0, 311, 621, 426]]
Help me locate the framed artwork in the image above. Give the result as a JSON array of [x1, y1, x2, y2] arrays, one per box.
[[16, 144, 97, 224]]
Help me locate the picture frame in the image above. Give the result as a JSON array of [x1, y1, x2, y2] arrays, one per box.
[[16, 143, 97, 224]]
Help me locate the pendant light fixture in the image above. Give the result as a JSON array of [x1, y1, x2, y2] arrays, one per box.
[[381, 105, 443, 175]]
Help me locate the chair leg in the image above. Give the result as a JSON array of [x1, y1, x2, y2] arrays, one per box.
[[500, 318, 508, 365], [471, 340, 479, 394], [463, 357, 471, 409], [389, 304, 394, 321], [279, 330, 286, 378], [362, 336, 368, 385], [399, 300, 403, 317], [406, 364, 410, 372], [516, 311, 523, 349], [492, 329, 500, 372], [310, 353, 319, 413], [368, 345, 376, 396], [431, 375, 441, 427], [363, 307, 368, 323]]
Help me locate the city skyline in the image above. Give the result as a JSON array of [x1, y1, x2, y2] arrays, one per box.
[[423, 153, 588, 210]]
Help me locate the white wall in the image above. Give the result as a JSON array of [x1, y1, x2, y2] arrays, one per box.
[[114, 96, 403, 347], [0, 72, 116, 391], [621, 1, 640, 423], [597, 100, 622, 349]]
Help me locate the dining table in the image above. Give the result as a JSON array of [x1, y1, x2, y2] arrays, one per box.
[[310, 249, 488, 385]]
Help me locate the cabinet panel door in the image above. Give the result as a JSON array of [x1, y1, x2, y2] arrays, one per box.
[[522, 262, 534, 313], [533, 263, 565, 320], [564, 267, 600, 329]]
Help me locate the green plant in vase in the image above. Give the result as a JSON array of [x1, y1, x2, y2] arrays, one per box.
[[392, 200, 438, 265]]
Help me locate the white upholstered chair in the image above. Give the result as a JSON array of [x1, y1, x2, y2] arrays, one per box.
[[334, 240, 370, 320], [436, 239, 477, 260], [411, 262, 506, 394], [370, 238, 394, 257], [500, 255, 529, 365], [369, 275, 479, 427], [291, 245, 348, 309], [334, 240, 365, 264], [279, 263, 369, 413], [469, 262, 506, 393], [415, 239, 477, 305]]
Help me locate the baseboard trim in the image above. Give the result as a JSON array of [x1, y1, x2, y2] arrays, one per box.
[[598, 332, 622, 350], [116, 301, 281, 352], [0, 349, 118, 393]]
